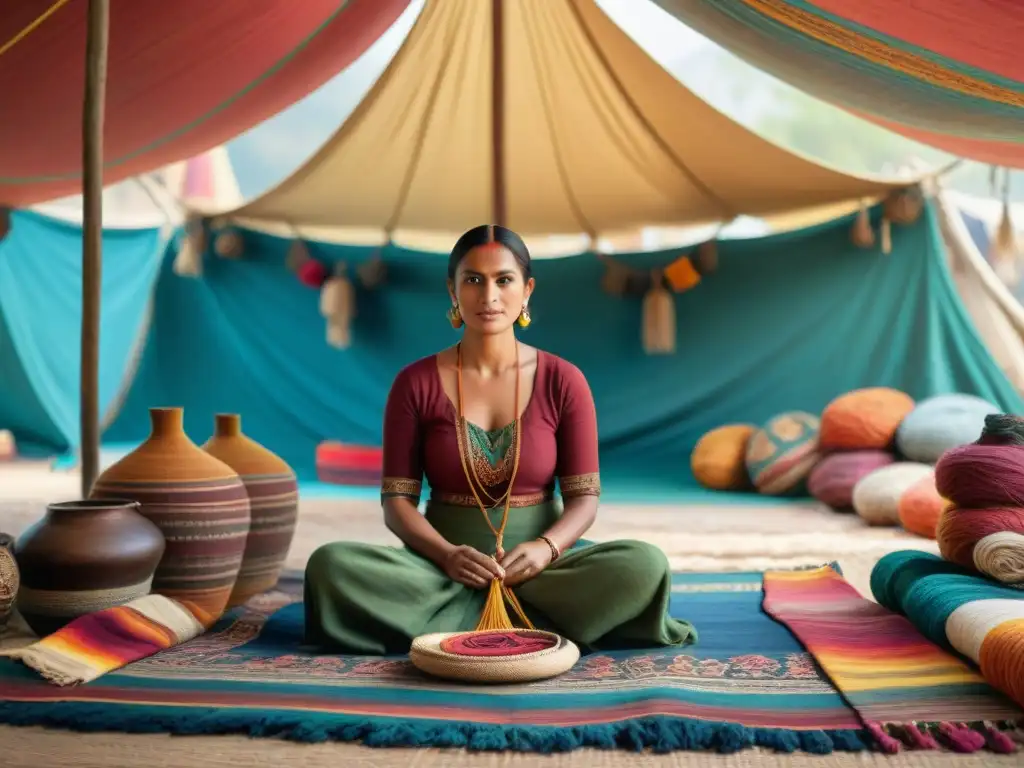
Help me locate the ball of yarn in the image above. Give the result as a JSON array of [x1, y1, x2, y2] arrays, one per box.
[[690, 424, 756, 491], [819, 387, 914, 451], [744, 411, 820, 496], [936, 506, 1024, 585], [870, 550, 1024, 708], [895, 394, 997, 463], [977, 413, 1024, 446], [851, 462, 932, 526], [806, 450, 894, 510], [934, 443, 1024, 508], [896, 474, 947, 539]]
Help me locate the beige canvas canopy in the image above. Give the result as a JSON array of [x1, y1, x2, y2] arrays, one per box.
[[221, 0, 914, 247]]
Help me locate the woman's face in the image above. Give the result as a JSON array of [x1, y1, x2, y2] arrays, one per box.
[[449, 244, 534, 334]]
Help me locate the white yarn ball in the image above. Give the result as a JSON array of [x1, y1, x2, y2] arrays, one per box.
[[944, 598, 1024, 663], [895, 393, 997, 463], [972, 531, 1024, 585], [851, 462, 932, 526]]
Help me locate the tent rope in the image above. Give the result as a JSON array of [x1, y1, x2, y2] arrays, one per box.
[[0, 0, 72, 59]]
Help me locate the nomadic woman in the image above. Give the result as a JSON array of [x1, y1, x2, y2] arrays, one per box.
[[304, 225, 696, 654]]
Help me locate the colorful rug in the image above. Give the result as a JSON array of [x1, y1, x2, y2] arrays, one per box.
[[763, 565, 1024, 755], [0, 570, 868, 755]]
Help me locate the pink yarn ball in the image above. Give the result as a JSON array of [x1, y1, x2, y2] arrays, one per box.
[[807, 450, 895, 510]]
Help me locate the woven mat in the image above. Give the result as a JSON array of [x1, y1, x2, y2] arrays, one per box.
[[0, 570, 868, 756]]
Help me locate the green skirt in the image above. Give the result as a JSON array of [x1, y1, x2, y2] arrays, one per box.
[[303, 501, 697, 655]]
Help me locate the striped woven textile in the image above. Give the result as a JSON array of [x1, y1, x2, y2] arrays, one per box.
[[763, 564, 1024, 754], [1, 595, 204, 686], [652, 0, 1024, 166]]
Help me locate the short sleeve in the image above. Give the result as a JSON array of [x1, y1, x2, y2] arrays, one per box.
[[554, 361, 601, 499], [380, 365, 423, 503]]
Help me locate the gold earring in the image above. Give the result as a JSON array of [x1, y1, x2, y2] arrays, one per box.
[[516, 306, 531, 329], [447, 304, 463, 329]]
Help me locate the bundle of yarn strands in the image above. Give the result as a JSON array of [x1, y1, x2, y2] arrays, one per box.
[[871, 549, 1024, 711], [409, 344, 579, 683], [934, 414, 1024, 589]]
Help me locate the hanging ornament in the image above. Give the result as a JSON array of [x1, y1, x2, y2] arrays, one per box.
[[213, 228, 244, 259], [663, 254, 701, 293], [850, 201, 875, 248], [286, 238, 311, 272], [173, 217, 206, 277], [0, 207, 10, 244], [883, 187, 923, 225], [990, 168, 1019, 285], [879, 216, 893, 255], [695, 240, 718, 275], [320, 261, 356, 349], [642, 269, 676, 355], [356, 255, 387, 288], [297, 258, 328, 288], [208, 216, 231, 233], [599, 255, 630, 296]]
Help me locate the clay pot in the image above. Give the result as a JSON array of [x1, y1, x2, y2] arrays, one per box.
[[90, 407, 251, 626], [0, 533, 18, 630], [13, 501, 164, 636], [202, 414, 299, 608]]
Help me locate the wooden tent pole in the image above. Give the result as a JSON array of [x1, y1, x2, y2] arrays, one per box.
[[80, 0, 110, 497], [491, 0, 506, 227]]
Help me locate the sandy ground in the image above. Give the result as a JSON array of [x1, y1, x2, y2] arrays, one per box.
[[2, 463, 1008, 768]]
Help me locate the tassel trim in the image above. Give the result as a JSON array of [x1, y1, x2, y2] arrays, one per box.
[[865, 720, 1022, 754], [0, 701, 872, 754]]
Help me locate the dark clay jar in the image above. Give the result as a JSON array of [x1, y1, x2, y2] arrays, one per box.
[[15, 499, 165, 636]]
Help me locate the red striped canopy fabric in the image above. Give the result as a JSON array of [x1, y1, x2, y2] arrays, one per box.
[[0, 0, 411, 206]]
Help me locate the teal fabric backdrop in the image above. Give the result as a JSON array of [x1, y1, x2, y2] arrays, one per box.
[[0, 211, 164, 455], [105, 202, 1023, 489]]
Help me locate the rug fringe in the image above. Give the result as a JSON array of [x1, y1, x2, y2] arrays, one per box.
[[0, 703, 869, 755]]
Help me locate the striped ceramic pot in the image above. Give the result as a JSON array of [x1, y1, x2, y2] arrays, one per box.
[[202, 414, 299, 608], [13, 501, 164, 636], [90, 407, 251, 627]]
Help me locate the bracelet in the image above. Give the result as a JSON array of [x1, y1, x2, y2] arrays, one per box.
[[537, 535, 560, 562]]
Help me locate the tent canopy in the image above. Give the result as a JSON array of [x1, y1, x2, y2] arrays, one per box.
[[0, 0, 409, 207], [226, 0, 909, 245], [651, 0, 1024, 168]]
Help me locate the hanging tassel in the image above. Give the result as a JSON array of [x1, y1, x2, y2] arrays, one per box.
[[286, 239, 311, 272], [851, 201, 875, 248], [695, 240, 718, 275], [319, 262, 355, 349], [599, 255, 630, 296], [642, 269, 676, 355], [356, 255, 387, 288], [475, 577, 535, 631], [991, 199, 1019, 285], [172, 218, 206, 277], [213, 228, 244, 259], [0, 207, 10, 243], [879, 217, 892, 255]]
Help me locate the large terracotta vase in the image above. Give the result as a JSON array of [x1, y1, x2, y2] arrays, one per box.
[[13, 501, 164, 636], [90, 407, 251, 626], [202, 413, 299, 608]]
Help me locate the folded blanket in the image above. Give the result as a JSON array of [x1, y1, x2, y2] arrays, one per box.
[[2, 594, 204, 686], [764, 564, 1023, 755]]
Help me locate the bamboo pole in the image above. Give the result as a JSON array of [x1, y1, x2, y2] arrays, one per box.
[[80, 0, 110, 497]]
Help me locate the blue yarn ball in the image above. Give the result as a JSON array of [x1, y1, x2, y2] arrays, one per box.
[[869, 550, 1024, 648], [895, 394, 998, 463]]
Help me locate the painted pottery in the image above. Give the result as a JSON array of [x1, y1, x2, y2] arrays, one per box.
[[202, 413, 299, 607], [13, 501, 164, 636], [0, 533, 18, 630], [90, 407, 251, 626]]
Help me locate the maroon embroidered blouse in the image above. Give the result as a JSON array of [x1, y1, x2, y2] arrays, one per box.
[[380, 350, 601, 505]]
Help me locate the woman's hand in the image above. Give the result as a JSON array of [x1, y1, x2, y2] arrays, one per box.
[[499, 540, 554, 587], [443, 545, 505, 589]]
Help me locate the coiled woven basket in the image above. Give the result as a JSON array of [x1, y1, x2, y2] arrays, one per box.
[[410, 629, 580, 683]]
